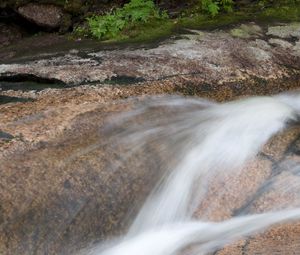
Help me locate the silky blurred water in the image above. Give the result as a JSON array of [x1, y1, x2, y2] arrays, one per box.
[[85, 93, 300, 255]]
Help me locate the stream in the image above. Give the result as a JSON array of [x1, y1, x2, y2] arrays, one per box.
[[1, 21, 300, 255], [84, 93, 300, 255]]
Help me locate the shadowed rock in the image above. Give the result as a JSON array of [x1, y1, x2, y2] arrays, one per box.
[[0, 23, 23, 47]]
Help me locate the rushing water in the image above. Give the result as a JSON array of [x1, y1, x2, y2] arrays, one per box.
[[85, 93, 300, 255]]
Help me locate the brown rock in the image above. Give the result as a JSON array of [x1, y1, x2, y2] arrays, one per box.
[[205, 128, 300, 255], [0, 102, 166, 255], [17, 4, 65, 29], [194, 158, 273, 221], [1, 87, 300, 254], [261, 126, 300, 161], [1, 23, 300, 86]]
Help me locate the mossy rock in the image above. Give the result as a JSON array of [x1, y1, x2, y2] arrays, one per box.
[[230, 24, 262, 38]]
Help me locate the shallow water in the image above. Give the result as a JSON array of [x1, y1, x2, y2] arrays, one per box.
[[85, 93, 300, 255]]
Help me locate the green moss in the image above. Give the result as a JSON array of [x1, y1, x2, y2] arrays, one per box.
[[85, 0, 169, 40], [94, 18, 175, 43], [135, 2, 300, 42], [73, 0, 300, 43], [176, 1, 300, 35], [230, 28, 250, 38], [230, 24, 262, 38], [178, 12, 250, 30], [258, 5, 300, 22], [99, 12, 247, 43], [73, 18, 174, 45]]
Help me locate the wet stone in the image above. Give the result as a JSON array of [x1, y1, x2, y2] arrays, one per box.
[[1, 22, 300, 86]]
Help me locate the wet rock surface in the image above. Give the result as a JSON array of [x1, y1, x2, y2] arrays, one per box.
[[0, 100, 167, 254], [1, 88, 300, 254], [1, 22, 300, 255], [195, 126, 300, 255], [1, 22, 300, 87]]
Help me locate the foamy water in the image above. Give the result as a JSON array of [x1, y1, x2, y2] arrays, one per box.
[[86, 93, 300, 255]]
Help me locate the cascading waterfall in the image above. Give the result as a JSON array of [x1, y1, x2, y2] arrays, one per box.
[[86, 93, 300, 255]]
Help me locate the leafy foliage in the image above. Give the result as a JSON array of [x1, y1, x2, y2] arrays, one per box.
[[86, 0, 168, 40], [201, 0, 234, 17], [74, 0, 300, 42]]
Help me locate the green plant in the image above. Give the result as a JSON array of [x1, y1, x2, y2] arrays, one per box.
[[201, 0, 234, 17], [73, 25, 89, 37], [86, 0, 168, 40]]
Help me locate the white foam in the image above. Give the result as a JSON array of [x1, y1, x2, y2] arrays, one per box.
[[87, 93, 300, 255]]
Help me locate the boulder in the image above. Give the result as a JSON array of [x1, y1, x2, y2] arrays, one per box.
[[1, 84, 300, 254], [0, 100, 166, 255], [195, 126, 300, 254], [17, 3, 69, 30]]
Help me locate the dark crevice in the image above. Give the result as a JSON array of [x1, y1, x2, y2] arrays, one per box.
[[232, 154, 281, 216], [0, 74, 65, 84], [283, 133, 300, 157], [0, 8, 42, 35], [0, 74, 66, 91], [0, 95, 35, 104], [104, 75, 146, 85], [241, 238, 252, 255], [258, 151, 277, 163], [232, 179, 271, 216], [203, 152, 285, 254], [0, 130, 14, 140], [232, 134, 300, 217]]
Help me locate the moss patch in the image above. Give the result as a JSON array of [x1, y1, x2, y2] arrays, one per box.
[[106, 19, 175, 43], [258, 4, 300, 22], [76, 12, 249, 44], [4, 1, 300, 44], [230, 24, 262, 38], [109, 2, 300, 43]]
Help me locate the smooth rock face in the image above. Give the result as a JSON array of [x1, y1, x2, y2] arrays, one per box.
[[195, 126, 300, 254], [17, 4, 65, 29], [0, 101, 166, 255], [1, 86, 300, 254]]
